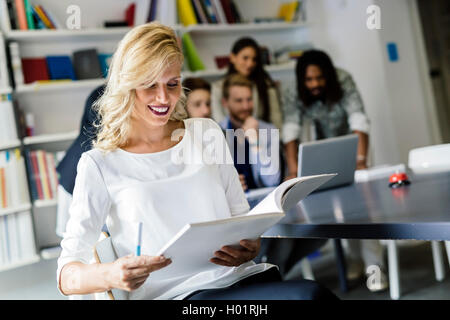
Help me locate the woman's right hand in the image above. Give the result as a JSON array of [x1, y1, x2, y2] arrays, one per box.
[[106, 255, 171, 292]]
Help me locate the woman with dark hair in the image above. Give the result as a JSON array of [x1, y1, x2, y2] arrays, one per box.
[[211, 37, 283, 129]]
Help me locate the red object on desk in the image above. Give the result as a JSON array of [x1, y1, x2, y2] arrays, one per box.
[[389, 172, 410, 188]]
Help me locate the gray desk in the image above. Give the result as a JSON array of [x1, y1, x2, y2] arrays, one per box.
[[264, 170, 450, 241], [262, 170, 450, 298]]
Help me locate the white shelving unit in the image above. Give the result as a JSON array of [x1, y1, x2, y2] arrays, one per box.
[[0, 255, 40, 272], [23, 131, 79, 146], [0, 203, 32, 217], [0, 0, 310, 272], [0, 139, 21, 151]]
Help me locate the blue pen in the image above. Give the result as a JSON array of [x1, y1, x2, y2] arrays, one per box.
[[136, 222, 143, 256]]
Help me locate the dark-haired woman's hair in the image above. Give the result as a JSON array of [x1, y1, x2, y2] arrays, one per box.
[[182, 77, 211, 96], [226, 37, 275, 122], [295, 49, 343, 107]]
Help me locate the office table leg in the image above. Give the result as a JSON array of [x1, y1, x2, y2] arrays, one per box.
[[333, 239, 348, 293], [387, 240, 400, 300], [431, 241, 445, 281]]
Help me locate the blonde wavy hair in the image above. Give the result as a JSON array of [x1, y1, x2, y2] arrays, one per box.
[[93, 22, 187, 152]]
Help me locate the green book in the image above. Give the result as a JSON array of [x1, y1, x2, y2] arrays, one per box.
[[182, 32, 205, 72], [24, 0, 35, 30]]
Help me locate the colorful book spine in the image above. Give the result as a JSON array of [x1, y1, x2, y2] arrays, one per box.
[[30, 151, 43, 200], [32, 5, 54, 29], [24, 151, 38, 201], [177, 0, 197, 26], [14, 0, 28, 30], [23, 0, 35, 29], [36, 150, 51, 200], [0, 167, 6, 208], [41, 151, 53, 199]]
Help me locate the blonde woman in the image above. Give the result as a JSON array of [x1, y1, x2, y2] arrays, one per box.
[[57, 22, 336, 300]]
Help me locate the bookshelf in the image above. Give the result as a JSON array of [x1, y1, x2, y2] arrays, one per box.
[[0, 0, 310, 272]]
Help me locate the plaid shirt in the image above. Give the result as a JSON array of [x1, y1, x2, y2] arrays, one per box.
[[281, 68, 370, 144]]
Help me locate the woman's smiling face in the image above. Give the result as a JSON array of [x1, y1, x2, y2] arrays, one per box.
[[133, 62, 182, 128]]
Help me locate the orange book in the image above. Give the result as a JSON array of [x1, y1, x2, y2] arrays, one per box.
[[15, 0, 28, 30], [36, 151, 51, 200], [0, 168, 7, 208]]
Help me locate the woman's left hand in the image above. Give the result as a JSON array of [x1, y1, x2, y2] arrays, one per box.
[[210, 238, 261, 267]]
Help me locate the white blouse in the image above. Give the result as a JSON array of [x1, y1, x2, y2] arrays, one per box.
[[57, 118, 275, 300]]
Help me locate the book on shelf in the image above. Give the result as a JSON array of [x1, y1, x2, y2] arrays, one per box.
[[134, 0, 152, 26], [98, 53, 113, 78], [155, 0, 177, 26], [0, 0, 12, 32], [23, 0, 35, 30], [125, 3, 135, 27], [182, 32, 205, 72], [24, 150, 60, 202], [177, 0, 197, 26], [277, 1, 301, 23], [21, 57, 49, 84], [192, 0, 209, 24], [14, 0, 27, 30], [72, 49, 103, 80], [0, 149, 30, 209], [147, 0, 157, 22], [0, 98, 18, 145], [211, 0, 227, 24], [8, 42, 24, 86], [0, 210, 37, 267], [45, 56, 76, 80], [0, 35, 10, 89]]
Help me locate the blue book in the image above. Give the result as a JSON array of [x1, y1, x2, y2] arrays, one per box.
[[45, 56, 76, 80], [24, 151, 38, 201], [98, 53, 112, 78]]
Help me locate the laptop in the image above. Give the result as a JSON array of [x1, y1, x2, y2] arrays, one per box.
[[297, 134, 358, 191]]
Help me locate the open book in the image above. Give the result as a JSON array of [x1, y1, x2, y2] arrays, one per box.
[[94, 173, 336, 287], [151, 173, 336, 279]]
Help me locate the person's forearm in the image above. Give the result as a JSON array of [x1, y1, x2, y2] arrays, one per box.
[[284, 140, 299, 177], [59, 261, 111, 296], [354, 131, 369, 168]]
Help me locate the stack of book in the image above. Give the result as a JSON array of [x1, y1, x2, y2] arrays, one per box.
[[177, 0, 241, 26], [0, 209, 37, 267], [24, 150, 63, 202], [0, 95, 18, 146], [8, 43, 112, 86], [2, 0, 62, 31], [0, 149, 30, 209]]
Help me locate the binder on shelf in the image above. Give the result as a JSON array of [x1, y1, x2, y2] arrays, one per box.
[[177, 0, 197, 26], [72, 49, 103, 80], [219, 0, 235, 23], [21, 58, 49, 84], [46, 56, 76, 80], [0, 99, 19, 144]]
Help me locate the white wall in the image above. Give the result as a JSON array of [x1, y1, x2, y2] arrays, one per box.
[[305, 0, 439, 165]]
